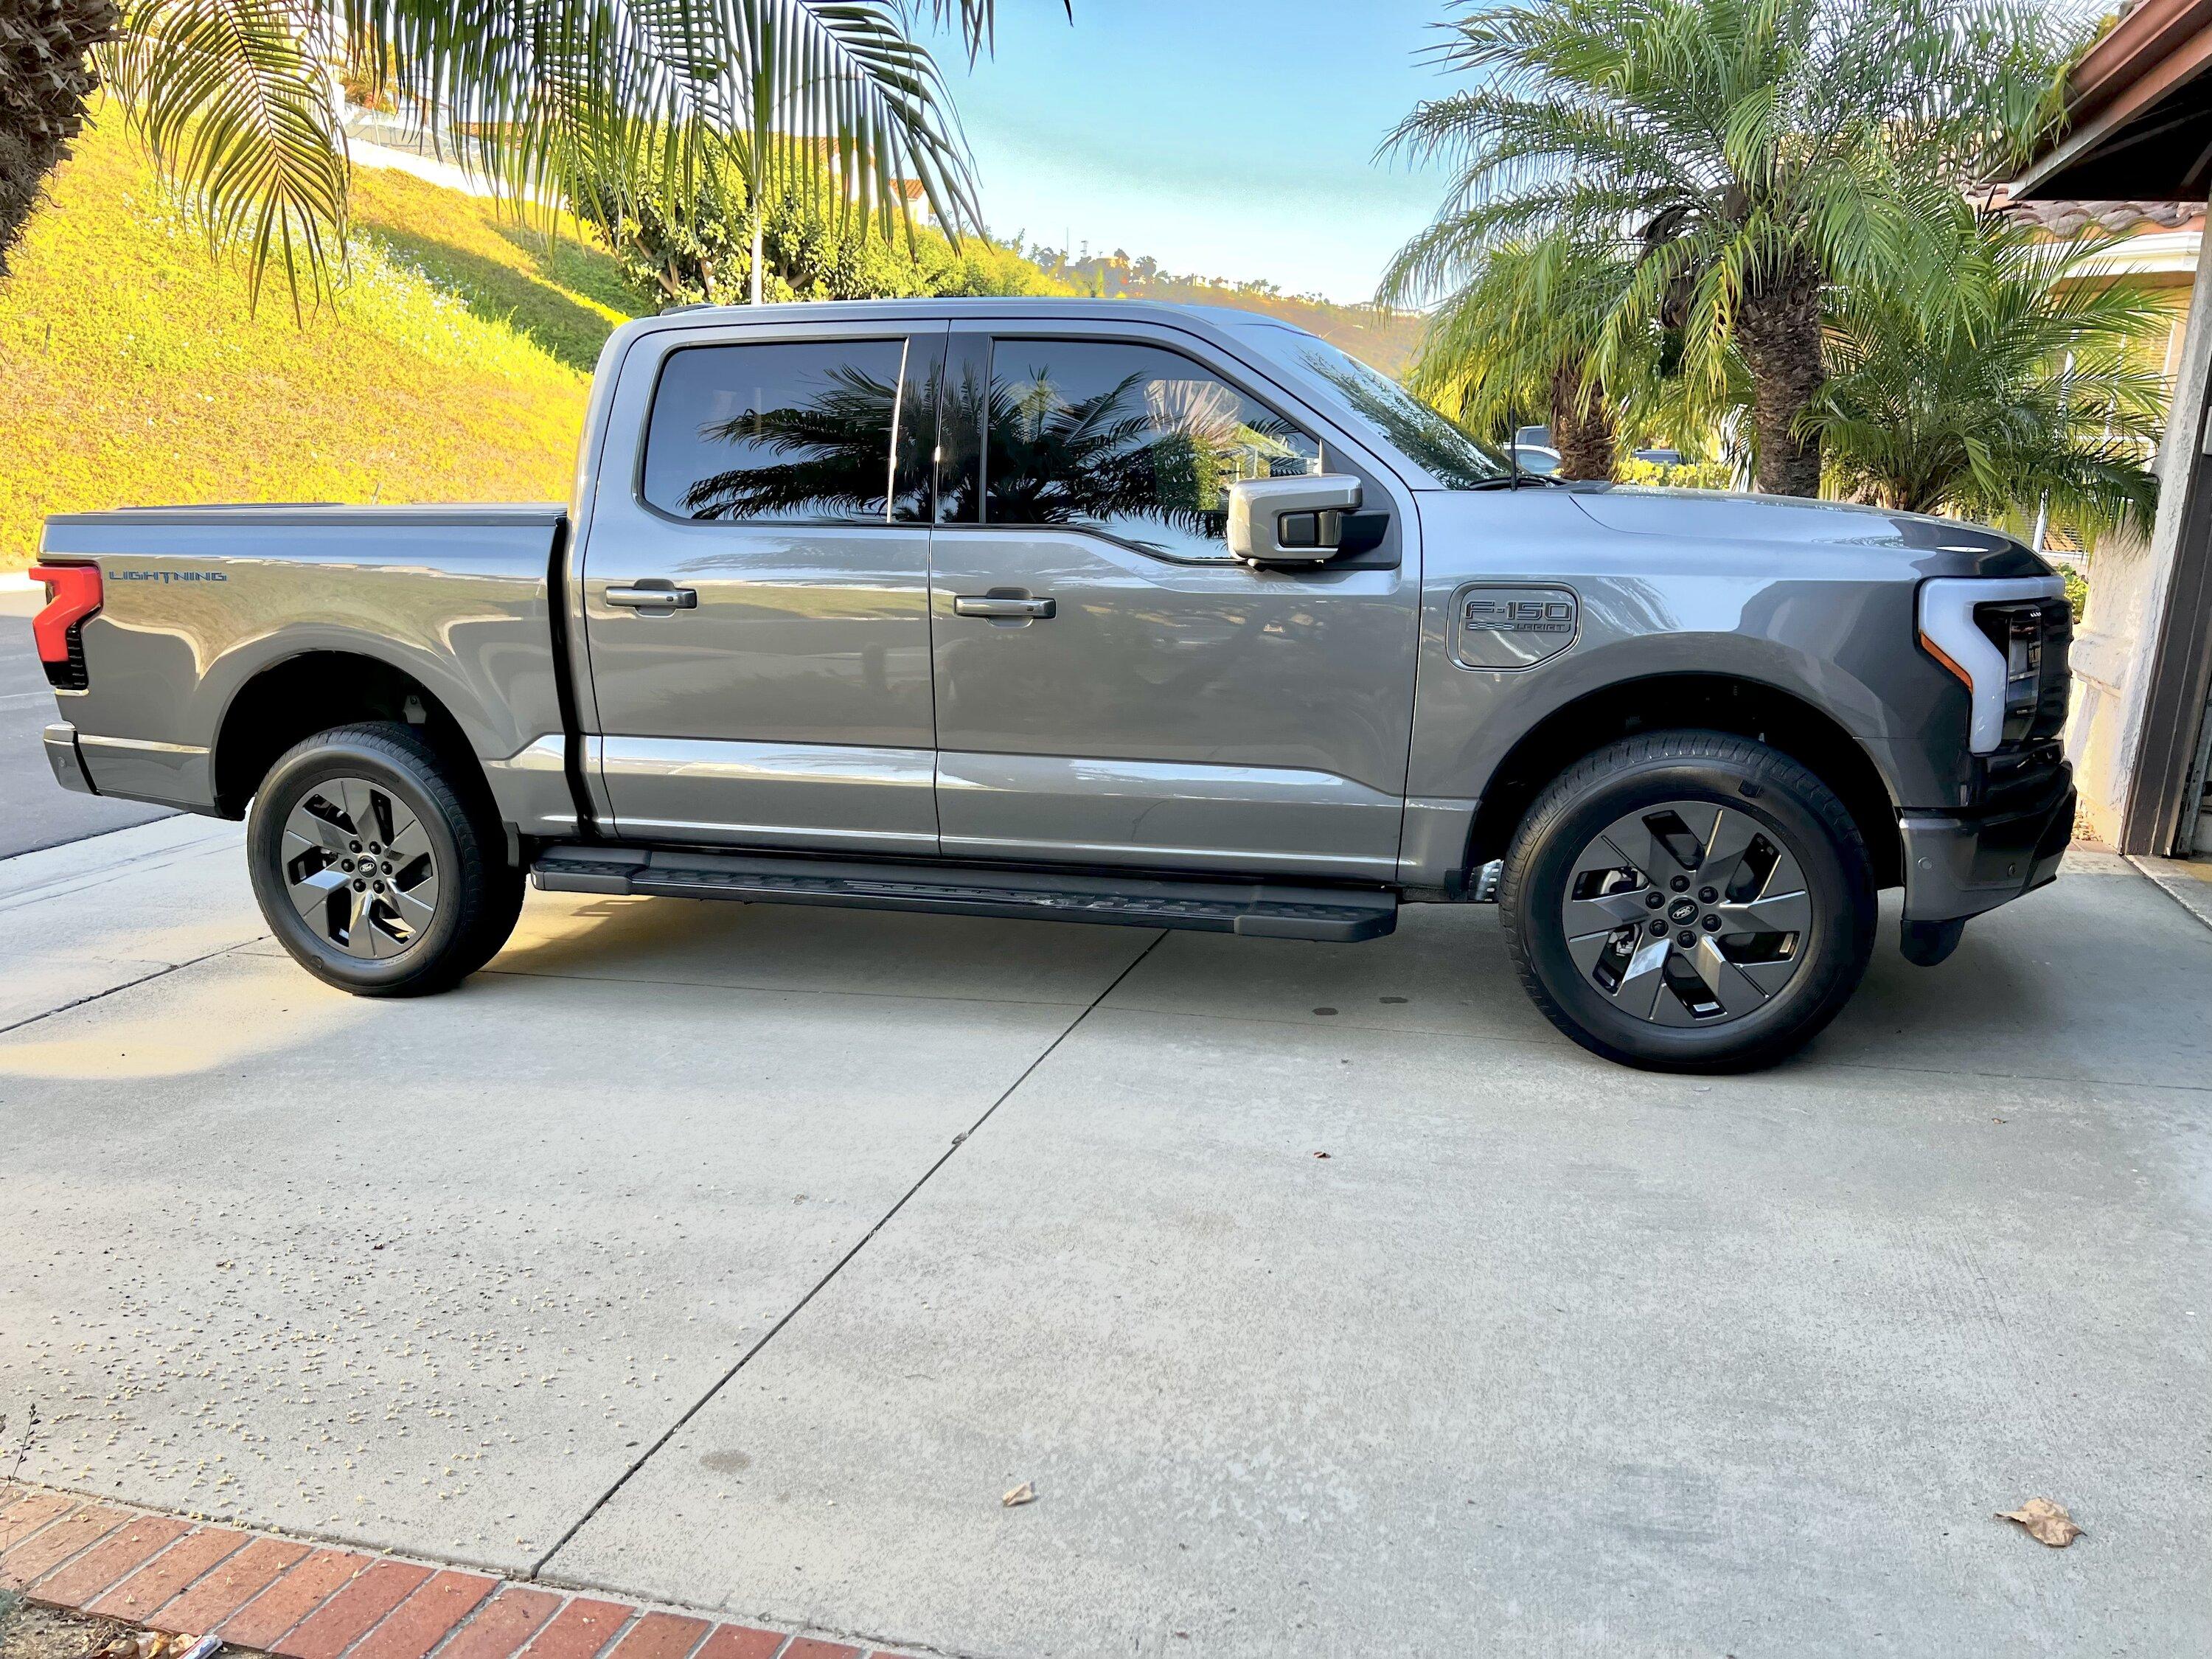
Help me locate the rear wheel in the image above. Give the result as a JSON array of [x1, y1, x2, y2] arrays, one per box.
[[1500, 730, 1876, 1071], [247, 722, 521, 997]]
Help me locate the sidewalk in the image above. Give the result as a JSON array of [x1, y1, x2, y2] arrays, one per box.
[[3, 820, 2210, 1655], [0, 1483, 886, 1659]]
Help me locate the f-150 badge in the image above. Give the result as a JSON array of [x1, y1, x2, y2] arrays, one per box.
[[1453, 585, 1579, 669]]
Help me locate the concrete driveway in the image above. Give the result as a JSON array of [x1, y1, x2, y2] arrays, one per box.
[[2, 821, 2208, 1656]]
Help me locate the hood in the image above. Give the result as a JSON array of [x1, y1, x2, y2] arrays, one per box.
[[1560, 484, 2052, 579]]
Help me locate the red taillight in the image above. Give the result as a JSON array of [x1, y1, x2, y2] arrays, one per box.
[[28, 563, 101, 687]]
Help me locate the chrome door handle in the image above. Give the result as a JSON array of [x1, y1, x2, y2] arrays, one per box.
[[605, 584, 698, 611], [953, 595, 1055, 619]]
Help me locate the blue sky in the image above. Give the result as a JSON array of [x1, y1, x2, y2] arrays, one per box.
[[922, 0, 1462, 304]]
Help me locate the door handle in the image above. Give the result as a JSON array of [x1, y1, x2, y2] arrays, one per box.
[[953, 595, 1055, 619], [605, 584, 698, 611]]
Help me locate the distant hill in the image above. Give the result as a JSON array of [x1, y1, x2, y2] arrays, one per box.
[[1023, 248, 1427, 375]]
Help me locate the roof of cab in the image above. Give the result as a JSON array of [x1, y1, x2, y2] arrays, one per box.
[[628, 295, 1320, 345]]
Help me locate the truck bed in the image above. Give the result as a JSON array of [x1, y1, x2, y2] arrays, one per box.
[[37, 504, 577, 836]]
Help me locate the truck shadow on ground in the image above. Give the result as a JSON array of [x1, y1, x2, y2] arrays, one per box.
[[469, 876, 2196, 1088]]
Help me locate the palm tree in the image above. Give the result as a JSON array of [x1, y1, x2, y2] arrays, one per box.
[[1380, 0, 2076, 496], [1805, 200, 2165, 541], [1, 0, 1060, 313], [1, 2, 117, 275], [1394, 232, 1640, 480]]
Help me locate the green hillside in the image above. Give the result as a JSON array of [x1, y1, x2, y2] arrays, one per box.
[[1, 122, 1425, 573], [0, 119, 639, 571]]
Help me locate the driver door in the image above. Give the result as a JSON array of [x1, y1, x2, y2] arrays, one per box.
[[928, 324, 1420, 880]]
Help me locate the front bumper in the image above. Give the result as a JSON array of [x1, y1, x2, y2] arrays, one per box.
[[1899, 760, 2075, 925], [43, 722, 97, 796]]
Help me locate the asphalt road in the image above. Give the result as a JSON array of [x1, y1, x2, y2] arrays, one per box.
[[2, 819, 2207, 1656], [0, 585, 173, 858]]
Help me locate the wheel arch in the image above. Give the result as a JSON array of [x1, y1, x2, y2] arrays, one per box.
[[1464, 672, 1903, 888], [211, 651, 490, 821]]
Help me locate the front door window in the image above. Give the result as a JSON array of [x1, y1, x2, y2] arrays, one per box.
[[973, 338, 1321, 563]]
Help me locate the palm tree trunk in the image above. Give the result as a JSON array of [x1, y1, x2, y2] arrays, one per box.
[[749, 209, 764, 305], [1735, 258, 1826, 497], [1548, 357, 1616, 481], [0, 0, 119, 275]]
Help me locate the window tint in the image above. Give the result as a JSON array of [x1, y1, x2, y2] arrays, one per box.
[[642, 338, 933, 523], [980, 339, 1319, 561]]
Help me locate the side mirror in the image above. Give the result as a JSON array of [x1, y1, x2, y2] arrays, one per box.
[[1226, 475, 1364, 565]]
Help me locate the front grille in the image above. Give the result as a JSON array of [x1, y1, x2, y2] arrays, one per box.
[[2031, 596, 2071, 741], [1974, 595, 2072, 748]]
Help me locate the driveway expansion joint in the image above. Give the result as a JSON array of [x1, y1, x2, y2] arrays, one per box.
[[526, 932, 1169, 1580], [0, 1481, 924, 1659], [0, 939, 265, 1037]]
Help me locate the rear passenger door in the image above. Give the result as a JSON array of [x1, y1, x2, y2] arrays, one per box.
[[580, 323, 945, 853], [928, 323, 1421, 880]]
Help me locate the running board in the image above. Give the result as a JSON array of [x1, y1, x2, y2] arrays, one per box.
[[530, 845, 1396, 942]]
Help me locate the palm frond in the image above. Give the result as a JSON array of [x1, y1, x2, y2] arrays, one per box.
[[909, 0, 1068, 63], [1806, 202, 2166, 538], [91, 0, 1029, 312], [100, 0, 349, 316], [351, 0, 980, 243]]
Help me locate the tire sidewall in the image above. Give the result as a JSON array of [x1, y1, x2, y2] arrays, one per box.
[[1509, 748, 1873, 1070], [248, 730, 476, 992]]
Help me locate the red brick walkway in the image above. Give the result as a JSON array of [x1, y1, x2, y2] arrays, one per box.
[[0, 1484, 905, 1659]]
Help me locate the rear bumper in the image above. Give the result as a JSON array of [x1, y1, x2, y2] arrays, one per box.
[[43, 723, 216, 811], [42, 723, 97, 796], [1899, 762, 2075, 924]]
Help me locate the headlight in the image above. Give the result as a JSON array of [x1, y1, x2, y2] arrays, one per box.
[[1917, 577, 2070, 754]]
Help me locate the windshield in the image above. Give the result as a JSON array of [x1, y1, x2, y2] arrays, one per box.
[[1264, 331, 1511, 488]]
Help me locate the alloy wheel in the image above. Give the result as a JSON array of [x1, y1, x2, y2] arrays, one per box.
[[1558, 799, 1812, 1026], [280, 776, 441, 959]]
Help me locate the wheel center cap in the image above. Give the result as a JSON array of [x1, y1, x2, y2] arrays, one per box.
[[1667, 897, 1699, 925]]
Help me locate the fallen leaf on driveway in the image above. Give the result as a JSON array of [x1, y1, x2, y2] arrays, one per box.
[[98, 1634, 189, 1659], [1311, 1151, 1331, 1159], [1997, 1498, 2083, 1546], [1002, 1481, 1036, 1507]]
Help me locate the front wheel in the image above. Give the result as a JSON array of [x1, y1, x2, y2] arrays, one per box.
[[247, 722, 521, 997], [1500, 730, 1876, 1072]]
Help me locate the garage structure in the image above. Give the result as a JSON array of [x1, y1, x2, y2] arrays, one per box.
[[2017, 0, 2212, 855]]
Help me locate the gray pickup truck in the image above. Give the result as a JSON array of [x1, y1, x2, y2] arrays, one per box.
[[31, 299, 2075, 1070]]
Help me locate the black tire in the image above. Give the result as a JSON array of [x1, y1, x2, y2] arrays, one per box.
[[247, 722, 522, 997], [1500, 729, 1876, 1072], [454, 858, 528, 978]]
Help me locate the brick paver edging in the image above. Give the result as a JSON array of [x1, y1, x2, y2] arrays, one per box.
[[0, 1483, 905, 1659]]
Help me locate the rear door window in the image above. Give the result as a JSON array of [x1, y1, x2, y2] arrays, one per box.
[[642, 338, 934, 523]]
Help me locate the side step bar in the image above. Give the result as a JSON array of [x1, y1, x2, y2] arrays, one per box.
[[530, 844, 1397, 942]]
